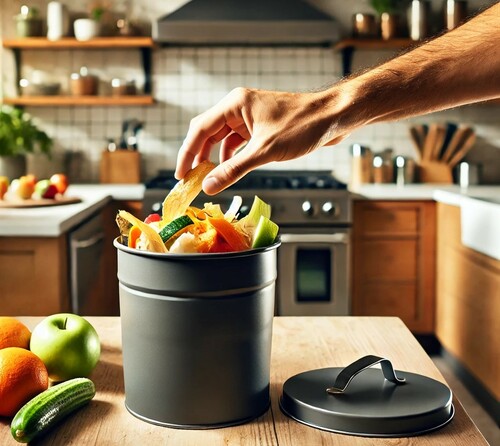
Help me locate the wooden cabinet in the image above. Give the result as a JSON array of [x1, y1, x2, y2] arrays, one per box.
[[0, 199, 142, 317], [0, 235, 70, 316], [67, 199, 142, 316], [352, 200, 436, 333], [2, 37, 154, 107], [435, 203, 500, 400]]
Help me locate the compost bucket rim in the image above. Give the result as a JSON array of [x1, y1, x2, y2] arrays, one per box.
[[114, 237, 281, 260]]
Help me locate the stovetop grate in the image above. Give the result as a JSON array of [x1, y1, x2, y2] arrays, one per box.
[[145, 170, 347, 191]]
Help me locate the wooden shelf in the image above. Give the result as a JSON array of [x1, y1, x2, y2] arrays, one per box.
[[333, 38, 417, 76], [2, 95, 154, 106], [2, 37, 154, 49], [2, 37, 154, 100], [333, 38, 416, 52]]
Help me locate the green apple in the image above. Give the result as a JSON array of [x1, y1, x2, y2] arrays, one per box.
[[30, 313, 101, 382]]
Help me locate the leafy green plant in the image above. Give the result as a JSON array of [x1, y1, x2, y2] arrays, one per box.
[[90, 7, 105, 21], [0, 106, 52, 157], [370, 0, 406, 15]]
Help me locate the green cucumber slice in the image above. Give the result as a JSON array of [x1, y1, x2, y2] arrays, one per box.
[[252, 215, 279, 248], [158, 215, 193, 242]]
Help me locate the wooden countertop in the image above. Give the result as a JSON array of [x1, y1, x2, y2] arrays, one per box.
[[0, 317, 487, 445]]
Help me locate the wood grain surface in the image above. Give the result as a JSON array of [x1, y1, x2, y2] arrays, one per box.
[[0, 196, 81, 208], [0, 317, 488, 445]]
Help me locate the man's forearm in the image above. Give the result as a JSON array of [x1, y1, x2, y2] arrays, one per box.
[[330, 2, 500, 130]]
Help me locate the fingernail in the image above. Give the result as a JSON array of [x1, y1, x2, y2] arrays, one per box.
[[202, 176, 220, 195]]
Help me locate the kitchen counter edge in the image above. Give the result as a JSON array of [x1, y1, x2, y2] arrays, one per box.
[[0, 184, 145, 237], [350, 184, 500, 206]]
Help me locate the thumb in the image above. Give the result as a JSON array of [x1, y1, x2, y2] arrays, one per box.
[[202, 144, 261, 195]]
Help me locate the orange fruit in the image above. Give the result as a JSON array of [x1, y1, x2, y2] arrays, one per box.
[[0, 317, 31, 350], [0, 347, 49, 417]]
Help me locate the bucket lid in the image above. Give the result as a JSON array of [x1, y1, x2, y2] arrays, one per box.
[[280, 355, 454, 437]]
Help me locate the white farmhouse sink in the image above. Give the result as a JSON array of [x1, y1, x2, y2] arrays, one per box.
[[460, 196, 500, 260]]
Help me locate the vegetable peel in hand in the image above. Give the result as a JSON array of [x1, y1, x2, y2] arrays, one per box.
[[161, 160, 215, 226]]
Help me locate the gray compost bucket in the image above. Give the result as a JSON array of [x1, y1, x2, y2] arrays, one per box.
[[114, 238, 280, 429]]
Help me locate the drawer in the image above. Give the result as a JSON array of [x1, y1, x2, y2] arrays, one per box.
[[358, 239, 418, 280], [354, 202, 419, 236]]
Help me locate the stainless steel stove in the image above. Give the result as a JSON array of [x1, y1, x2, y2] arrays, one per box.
[[143, 169, 352, 316]]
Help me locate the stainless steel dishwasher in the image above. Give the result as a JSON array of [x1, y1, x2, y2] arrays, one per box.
[[69, 212, 105, 315]]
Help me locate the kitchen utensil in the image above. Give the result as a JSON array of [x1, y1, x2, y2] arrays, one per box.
[[418, 161, 453, 183], [100, 150, 141, 183], [430, 123, 447, 161], [395, 156, 416, 186], [352, 13, 378, 38], [380, 12, 399, 40], [456, 161, 481, 188], [373, 152, 394, 183], [441, 126, 474, 163], [409, 0, 431, 40], [448, 131, 476, 167], [280, 355, 454, 437], [350, 144, 373, 186], [445, 0, 468, 30], [114, 239, 280, 428], [409, 127, 424, 161], [422, 123, 439, 161], [438, 122, 458, 160]]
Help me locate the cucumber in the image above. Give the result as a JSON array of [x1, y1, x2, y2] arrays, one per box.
[[252, 215, 279, 248], [11, 377, 96, 444], [159, 215, 193, 242]]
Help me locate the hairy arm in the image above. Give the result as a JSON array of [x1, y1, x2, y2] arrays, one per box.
[[176, 3, 500, 194], [324, 2, 500, 133]]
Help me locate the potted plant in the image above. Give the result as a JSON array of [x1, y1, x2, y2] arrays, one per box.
[[15, 5, 43, 38], [73, 3, 106, 41], [0, 106, 52, 179], [369, 0, 406, 39]]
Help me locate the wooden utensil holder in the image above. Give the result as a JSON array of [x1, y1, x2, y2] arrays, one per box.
[[418, 161, 453, 184], [100, 150, 141, 184]]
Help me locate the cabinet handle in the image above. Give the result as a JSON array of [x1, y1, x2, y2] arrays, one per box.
[[279, 233, 349, 244], [71, 232, 105, 249]]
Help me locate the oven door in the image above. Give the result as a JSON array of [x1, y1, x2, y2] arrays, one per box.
[[276, 229, 350, 316]]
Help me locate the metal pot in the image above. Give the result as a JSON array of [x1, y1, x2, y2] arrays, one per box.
[[114, 239, 280, 428]]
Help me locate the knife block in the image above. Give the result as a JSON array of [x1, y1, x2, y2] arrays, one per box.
[[100, 150, 141, 184], [418, 161, 453, 184]]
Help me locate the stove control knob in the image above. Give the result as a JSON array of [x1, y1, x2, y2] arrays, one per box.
[[321, 201, 337, 216], [302, 200, 314, 216]]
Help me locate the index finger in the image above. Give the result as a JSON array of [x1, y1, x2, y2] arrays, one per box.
[[175, 107, 231, 180]]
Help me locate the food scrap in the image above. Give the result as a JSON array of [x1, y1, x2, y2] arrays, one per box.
[[116, 161, 279, 254]]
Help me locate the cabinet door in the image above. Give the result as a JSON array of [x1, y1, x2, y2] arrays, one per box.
[[436, 203, 500, 399], [0, 236, 70, 315], [88, 200, 143, 316], [352, 201, 436, 334]]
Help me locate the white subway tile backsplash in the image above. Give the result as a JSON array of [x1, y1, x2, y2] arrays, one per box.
[[0, 7, 497, 184]]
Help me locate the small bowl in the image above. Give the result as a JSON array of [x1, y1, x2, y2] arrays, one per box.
[[20, 79, 61, 96]]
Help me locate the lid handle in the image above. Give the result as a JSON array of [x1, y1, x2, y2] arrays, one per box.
[[326, 355, 406, 395]]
